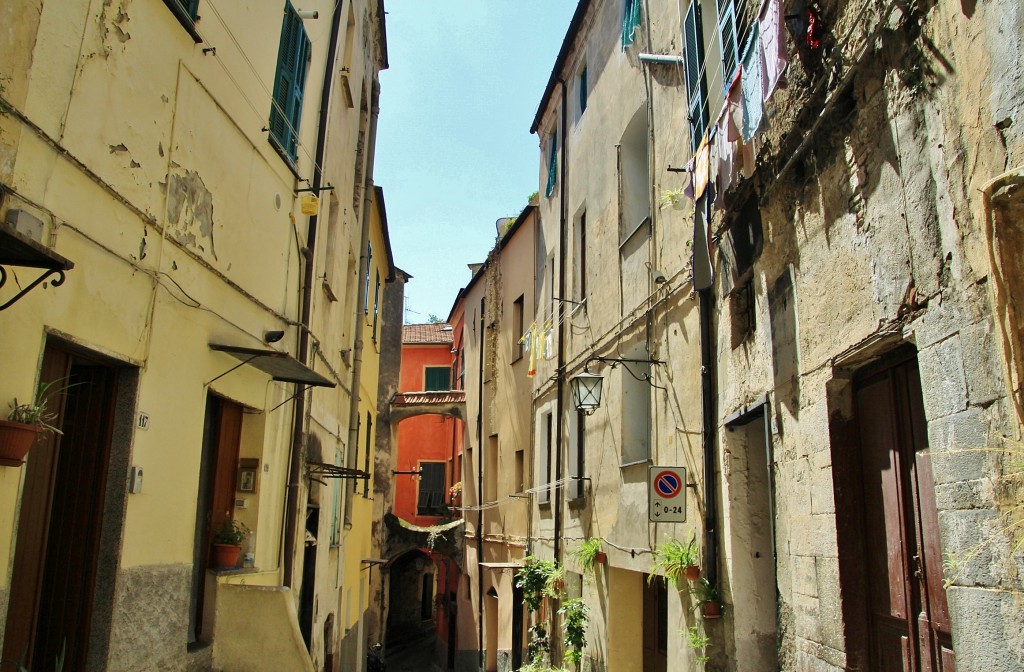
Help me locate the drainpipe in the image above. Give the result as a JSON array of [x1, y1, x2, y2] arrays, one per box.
[[698, 197, 718, 586], [554, 80, 568, 571], [284, 0, 344, 588], [347, 86, 382, 525], [477, 302, 485, 669]]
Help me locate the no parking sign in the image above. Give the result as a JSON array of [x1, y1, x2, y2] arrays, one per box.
[[649, 466, 686, 522]]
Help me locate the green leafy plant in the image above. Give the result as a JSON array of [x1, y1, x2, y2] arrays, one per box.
[[525, 623, 550, 667], [569, 537, 604, 574], [691, 577, 718, 603], [8, 378, 72, 435], [516, 556, 564, 611], [659, 187, 687, 209], [213, 518, 249, 546], [558, 597, 590, 667], [649, 534, 700, 589], [933, 435, 1024, 588], [685, 624, 710, 666]]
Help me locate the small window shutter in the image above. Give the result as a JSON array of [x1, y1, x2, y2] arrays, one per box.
[[418, 463, 446, 513], [683, 1, 708, 151], [269, 2, 311, 161], [717, 0, 739, 89], [425, 367, 451, 392], [545, 132, 557, 197]]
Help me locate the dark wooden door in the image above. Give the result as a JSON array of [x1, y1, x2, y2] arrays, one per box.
[[855, 355, 955, 671], [2, 346, 119, 672], [189, 394, 241, 644], [642, 575, 667, 672]]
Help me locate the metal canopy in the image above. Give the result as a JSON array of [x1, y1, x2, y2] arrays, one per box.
[[0, 221, 74, 311], [209, 343, 335, 387]]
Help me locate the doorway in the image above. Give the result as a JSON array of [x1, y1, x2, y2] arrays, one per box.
[[852, 351, 955, 671], [642, 574, 667, 672], [2, 343, 131, 672], [189, 394, 242, 645]]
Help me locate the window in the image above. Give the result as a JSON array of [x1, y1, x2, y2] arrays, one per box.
[[622, 0, 642, 49], [372, 271, 381, 342], [417, 462, 447, 515], [717, 0, 756, 91], [569, 410, 586, 499], [576, 62, 588, 121], [512, 295, 525, 361], [363, 412, 372, 496], [683, 1, 709, 151], [539, 412, 553, 505], [269, 1, 312, 163], [363, 243, 372, 314], [515, 448, 525, 494], [620, 108, 651, 241], [331, 448, 342, 544], [424, 366, 451, 392], [545, 130, 558, 197], [575, 209, 587, 302], [163, 0, 202, 41], [621, 349, 651, 466]]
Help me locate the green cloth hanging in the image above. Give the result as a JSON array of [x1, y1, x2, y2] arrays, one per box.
[[546, 132, 558, 197], [622, 0, 641, 50]]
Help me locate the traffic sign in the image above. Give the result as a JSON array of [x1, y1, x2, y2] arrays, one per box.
[[649, 466, 686, 522]]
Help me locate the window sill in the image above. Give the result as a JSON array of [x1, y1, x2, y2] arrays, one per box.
[[511, 353, 524, 365], [619, 458, 651, 469], [268, 135, 302, 179], [619, 216, 652, 250]]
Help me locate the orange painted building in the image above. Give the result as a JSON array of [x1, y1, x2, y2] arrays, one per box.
[[394, 323, 462, 527]]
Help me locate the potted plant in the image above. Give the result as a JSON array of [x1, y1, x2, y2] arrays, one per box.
[[649, 533, 700, 589], [516, 555, 565, 612], [569, 537, 606, 574], [1, 379, 67, 467], [693, 578, 722, 619], [211, 517, 249, 569]]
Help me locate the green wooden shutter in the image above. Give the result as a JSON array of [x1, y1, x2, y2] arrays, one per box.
[[545, 131, 557, 197], [269, 2, 311, 161], [683, 1, 708, 151], [424, 367, 451, 392]]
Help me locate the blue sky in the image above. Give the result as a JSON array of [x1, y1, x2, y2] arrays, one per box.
[[374, 1, 579, 323]]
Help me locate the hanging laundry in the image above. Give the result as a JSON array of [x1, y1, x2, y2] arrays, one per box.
[[526, 322, 538, 378], [759, 0, 789, 98], [738, 136, 758, 179], [684, 155, 696, 200], [713, 115, 735, 211], [691, 194, 714, 291], [542, 321, 555, 361], [694, 135, 710, 200], [741, 23, 764, 143], [726, 69, 743, 143], [806, 5, 824, 51]]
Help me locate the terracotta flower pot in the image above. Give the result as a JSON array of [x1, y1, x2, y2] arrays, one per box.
[[212, 543, 242, 569], [0, 420, 43, 467], [702, 600, 722, 619], [684, 564, 701, 581], [594, 551, 607, 565]]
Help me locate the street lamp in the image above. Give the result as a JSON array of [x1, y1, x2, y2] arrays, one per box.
[[569, 356, 665, 414], [570, 370, 604, 415]]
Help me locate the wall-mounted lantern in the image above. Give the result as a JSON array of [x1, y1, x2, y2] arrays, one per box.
[[570, 355, 666, 415]]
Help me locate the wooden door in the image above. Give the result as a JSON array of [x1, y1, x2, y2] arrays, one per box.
[[854, 354, 955, 671], [2, 346, 119, 672], [642, 576, 667, 672], [188, 394, 241, 644]]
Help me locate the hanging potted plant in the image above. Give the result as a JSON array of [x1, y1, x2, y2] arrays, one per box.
[[693, 578, 722, 619], [569, 537, 606, 574], [558, 597, 590, 668], [211, 518, 249, 569], [649, 533, 701, 589], [0, 379, 67, 467]]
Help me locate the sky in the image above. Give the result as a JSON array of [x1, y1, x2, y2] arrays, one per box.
[[374, 1, 579, 324]]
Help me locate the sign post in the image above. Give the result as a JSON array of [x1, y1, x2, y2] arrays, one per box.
[[649, 466, 686, 523]]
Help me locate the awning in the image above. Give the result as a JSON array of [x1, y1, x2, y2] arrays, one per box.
[[209, 343, 335, 387], [1, 221, 74, 311], [479, 562, 522, 570]]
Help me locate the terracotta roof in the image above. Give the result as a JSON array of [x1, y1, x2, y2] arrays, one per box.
[[403, 323, 454, 344]]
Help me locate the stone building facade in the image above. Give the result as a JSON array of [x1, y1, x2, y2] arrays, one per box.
[[506, 0, 1024, 671]]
